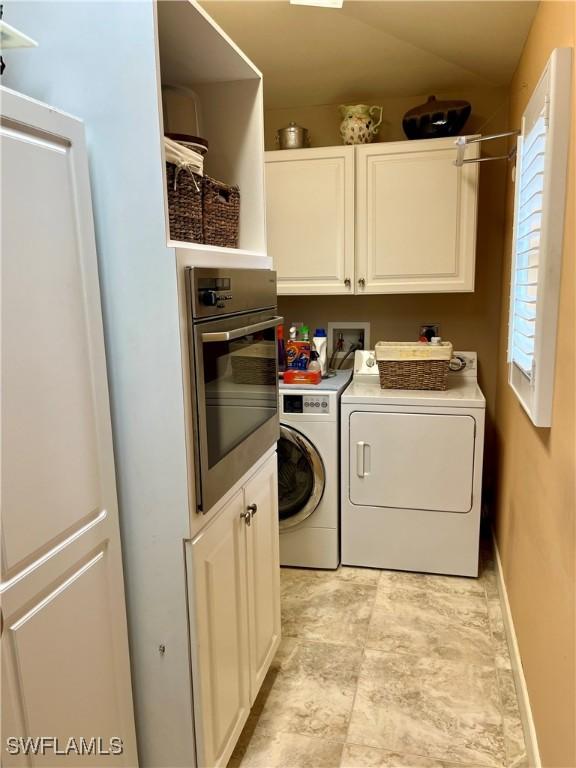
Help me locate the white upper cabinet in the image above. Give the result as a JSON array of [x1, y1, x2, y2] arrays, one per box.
[[266, 146, 355, 294], [356, 138, 479, 293], [265, 137, 479, 295]]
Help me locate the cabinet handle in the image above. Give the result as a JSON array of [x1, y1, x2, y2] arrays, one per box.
[[358, 278, 366, 288], [247, 503, 258, 517], [344, 277, 351, 288], [240, 509, 252, 526]]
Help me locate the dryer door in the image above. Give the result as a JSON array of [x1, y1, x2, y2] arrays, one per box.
[[349, 411, 475, 512], [278, 425, 325, 529]]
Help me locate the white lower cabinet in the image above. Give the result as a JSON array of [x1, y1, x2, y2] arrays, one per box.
[[245, 458, 282, 699], [189, 490, 251, 768], [189, 455, 280, 768]]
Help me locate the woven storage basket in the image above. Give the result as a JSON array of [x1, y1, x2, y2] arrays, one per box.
[[203, 176, 240, 248], [166, 162, 203, 243], [230, 343, 276, 386], [375, 341, 453, 391]]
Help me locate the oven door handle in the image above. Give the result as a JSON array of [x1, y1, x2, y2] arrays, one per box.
[[201, 316, 284, 342]]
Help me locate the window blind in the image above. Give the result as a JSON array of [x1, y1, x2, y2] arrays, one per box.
[[510, 105, 548, 380]]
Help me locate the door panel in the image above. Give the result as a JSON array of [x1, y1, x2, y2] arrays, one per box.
[[2, 543, 127, 766], [1, 115, 103, 575], [266, 147, 354, 294], [244, 455, 281, 701], [190, 491, 250, 768], [355, 139, 479, 293], [349, 411, 475, 512]]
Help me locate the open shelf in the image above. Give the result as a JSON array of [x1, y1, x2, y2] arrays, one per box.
[[155, 0, 267, 260]]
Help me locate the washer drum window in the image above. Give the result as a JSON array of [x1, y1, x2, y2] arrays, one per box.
[[277, 425, 325, 529]]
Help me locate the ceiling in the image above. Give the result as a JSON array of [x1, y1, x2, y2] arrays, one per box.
[[200, 1, 538, 108]]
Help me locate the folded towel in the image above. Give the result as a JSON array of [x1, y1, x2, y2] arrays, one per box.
[[164, 136, 204, 188]]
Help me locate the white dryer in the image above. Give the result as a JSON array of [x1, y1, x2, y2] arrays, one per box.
[[278, 370, 352, 569], [341, 351, 485, 577]]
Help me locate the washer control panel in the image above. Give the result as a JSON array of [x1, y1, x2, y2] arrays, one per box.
[[282, 394, 330, 415], [303, 396, 330, 413]]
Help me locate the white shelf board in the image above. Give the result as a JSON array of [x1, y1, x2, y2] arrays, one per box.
[[0, 19, 38, 48], [157, 0, 261, 85], [171, 240, 272, 270]]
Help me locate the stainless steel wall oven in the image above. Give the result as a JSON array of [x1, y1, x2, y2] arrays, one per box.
[[186, 268, 281, 513]]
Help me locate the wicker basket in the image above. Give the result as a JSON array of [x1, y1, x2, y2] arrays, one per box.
[[166, 163, 203, 243], [230, 343, 276, 385], [375, 341, 453, 391], [203, 176, 240, 248]]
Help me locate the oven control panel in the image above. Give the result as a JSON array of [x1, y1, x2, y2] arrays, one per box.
[[200, 289, 233, 308], [189, 267, 277, 319], [282, 394, 330, 415]]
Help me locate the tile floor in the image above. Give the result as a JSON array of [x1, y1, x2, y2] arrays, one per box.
[[229, 542, 528, 768]]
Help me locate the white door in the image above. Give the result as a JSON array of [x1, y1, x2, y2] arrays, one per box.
[[266, 147, 355, 294], [244, 455, 281, 702], [355, 138, 479, 294], [189, 491, 251, 768], [0, 89, 137, 764], [349, 411, 476, 512]]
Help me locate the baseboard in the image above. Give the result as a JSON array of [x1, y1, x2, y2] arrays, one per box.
[[493, 535, 542, 768]]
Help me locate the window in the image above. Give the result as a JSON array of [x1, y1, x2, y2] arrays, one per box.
[[508, 48, 572, 427]]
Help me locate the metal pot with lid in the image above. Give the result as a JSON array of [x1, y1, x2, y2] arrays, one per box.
[[275, 121, 310, 150]]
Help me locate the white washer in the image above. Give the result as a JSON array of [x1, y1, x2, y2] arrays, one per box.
[[278, 370, 352, 569], [341, 351, 485, 577]]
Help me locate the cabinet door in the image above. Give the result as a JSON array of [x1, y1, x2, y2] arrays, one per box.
[[244, 455, 281, 702], [356, 138, 479, 293], [1, 90, 136, 764], [266, 147, 355, 294], [190, 491, 251, 768]]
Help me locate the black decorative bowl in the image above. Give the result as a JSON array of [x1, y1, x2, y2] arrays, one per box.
[[403, 95, 471, 140]]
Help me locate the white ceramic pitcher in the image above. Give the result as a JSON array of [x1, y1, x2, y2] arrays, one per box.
[[339, 104, 383, 144]]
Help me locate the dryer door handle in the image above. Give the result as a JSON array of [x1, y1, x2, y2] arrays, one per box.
[[356, 441, 371, 478]]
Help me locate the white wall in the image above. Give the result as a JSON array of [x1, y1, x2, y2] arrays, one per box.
[[4, 4, 196, 766]]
